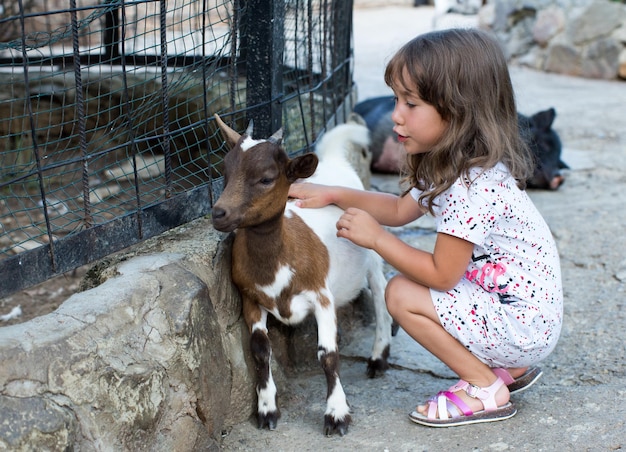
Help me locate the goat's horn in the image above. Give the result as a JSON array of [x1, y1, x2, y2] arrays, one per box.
[[214, 114, 241, 147], [268, 128, 283, 144], [245, 120, 254, 138]]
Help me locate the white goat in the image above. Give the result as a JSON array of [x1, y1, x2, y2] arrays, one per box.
[[211, 114, 393, 436]]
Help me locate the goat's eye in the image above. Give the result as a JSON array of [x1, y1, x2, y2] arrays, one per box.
[[259, 177, 274, 186]]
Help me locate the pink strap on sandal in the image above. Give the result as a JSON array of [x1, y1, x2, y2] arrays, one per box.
[[450, 377, 504, 411], [426, 390, 472, 421], [492, 367, 543, 394]]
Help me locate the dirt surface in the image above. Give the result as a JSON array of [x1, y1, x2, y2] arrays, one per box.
[[0, 265, 88, 325]]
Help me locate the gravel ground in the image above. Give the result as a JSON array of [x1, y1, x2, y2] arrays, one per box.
[[219, 5, 626, 451]]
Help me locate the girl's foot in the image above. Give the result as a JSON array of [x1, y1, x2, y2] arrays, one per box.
[[409, 376, 516, 427]]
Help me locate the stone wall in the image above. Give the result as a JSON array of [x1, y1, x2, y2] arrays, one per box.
[[479, 0, 626, 80], [0, 223, 251, 450]]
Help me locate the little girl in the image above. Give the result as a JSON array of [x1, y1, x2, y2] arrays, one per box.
[[289, 28, 563, 427]]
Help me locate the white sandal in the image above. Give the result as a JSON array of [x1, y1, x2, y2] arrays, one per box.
[[409, 377, 517, 427]]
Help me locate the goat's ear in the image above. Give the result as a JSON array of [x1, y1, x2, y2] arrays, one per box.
[[286, 153, 318, 183], [214, 114, 241, 148]]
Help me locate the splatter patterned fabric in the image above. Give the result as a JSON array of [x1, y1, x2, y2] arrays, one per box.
[[410, 163, 563, 367]]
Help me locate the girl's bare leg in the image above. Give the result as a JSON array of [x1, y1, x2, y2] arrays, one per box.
[[506, 367, 530, 379], [385, 274, 510, 416]]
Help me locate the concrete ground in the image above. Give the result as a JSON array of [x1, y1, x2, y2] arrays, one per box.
[[220, 5, 626, 451]]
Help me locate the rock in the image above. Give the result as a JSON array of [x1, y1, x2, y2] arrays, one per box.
[[545, 40, 582, 77], [481, 0, 626, 80], [0, 230, 236, 450], [0, 396, 77, 451], [532, 6, 565, 47], [567, 0, 623, 46], [581, 38, 621, 79]]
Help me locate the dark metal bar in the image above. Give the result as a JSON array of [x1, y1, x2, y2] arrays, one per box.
[[16, 0, 57, 273], [103, 0, 121, 62], [201, 0, 216, 207], [229, 0, 241, 115], [243, 0, 284, 137], [333, 0, 353, 95], [119, 0, 144, 239], [307, 0, 315, 140], [292, 0, 311, 151], [69, 0, 93, 229], [321, 0, 329, 128], [158, 0, 173, 199], [0, 55, 234, 70]]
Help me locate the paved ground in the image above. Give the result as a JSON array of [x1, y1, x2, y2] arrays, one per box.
[[220, 6, 626, 451]]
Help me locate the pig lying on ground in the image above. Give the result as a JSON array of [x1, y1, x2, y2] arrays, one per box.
[[354, 95, 568, 190]]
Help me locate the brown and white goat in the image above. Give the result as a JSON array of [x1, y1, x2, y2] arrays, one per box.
[[211, 114, 393, 436]]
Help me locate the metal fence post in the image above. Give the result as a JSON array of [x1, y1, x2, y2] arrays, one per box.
[[242, 0, 285, 137]]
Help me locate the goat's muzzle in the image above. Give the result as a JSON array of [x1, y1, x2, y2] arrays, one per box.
[[211, 206, 238, 232]]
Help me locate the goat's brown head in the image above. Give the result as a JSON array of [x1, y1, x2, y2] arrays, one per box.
[[211, 114, 319, 232]]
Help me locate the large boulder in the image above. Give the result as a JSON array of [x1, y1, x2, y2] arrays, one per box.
[[0, 223, 250, 451]]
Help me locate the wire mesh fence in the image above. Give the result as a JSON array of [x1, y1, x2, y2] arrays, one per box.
[[0, 0, 356, 298]]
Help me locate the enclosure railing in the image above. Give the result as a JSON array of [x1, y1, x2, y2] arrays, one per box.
[[0, 0, 356, 298]]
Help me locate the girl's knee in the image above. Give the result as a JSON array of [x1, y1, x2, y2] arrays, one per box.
[[385, 274, 434, 319], [385, 274, 411, 316]]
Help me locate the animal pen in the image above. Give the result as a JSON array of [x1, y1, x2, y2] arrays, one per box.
[[0, 0, 356, 298]]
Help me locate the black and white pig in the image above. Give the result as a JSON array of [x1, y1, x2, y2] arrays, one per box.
[[354, 95, 568, 190]]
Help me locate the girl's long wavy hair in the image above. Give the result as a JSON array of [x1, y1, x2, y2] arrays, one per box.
[[384, 28, 535, 214]]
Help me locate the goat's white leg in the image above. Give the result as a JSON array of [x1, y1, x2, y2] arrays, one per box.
[[315, 294, 351, 436], [365, 257, 394, 377], [249, 310, 280, 430]]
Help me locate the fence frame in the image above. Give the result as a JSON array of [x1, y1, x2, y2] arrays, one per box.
[[0, 0, 356, 299]]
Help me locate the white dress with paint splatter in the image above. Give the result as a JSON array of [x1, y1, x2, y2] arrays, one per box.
[[410, 163, 563, 368]]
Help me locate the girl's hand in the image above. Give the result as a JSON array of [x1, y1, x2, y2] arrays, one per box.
[[288, 182, 334, 209], [336, 207, 386, 250]]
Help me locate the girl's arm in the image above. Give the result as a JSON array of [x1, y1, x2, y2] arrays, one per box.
[[375, 230, 474, 291], [289, 182, 423, 227], [336, 208, 473, 292], [291, 182, 472, 290]]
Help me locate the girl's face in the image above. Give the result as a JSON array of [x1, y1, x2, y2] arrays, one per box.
[[390, 75, 447, 155]]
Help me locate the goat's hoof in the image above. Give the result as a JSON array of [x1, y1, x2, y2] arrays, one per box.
[[366, 357, 390, 378], [257, 411, 280, 430], [323, 414, 351, 436]]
